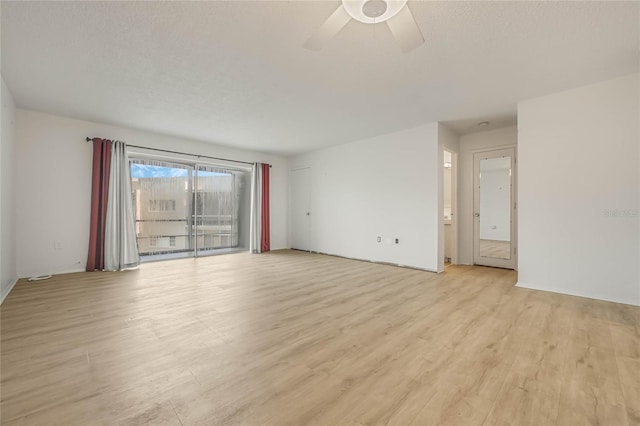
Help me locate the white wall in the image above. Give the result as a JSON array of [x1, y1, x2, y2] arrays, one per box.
[[290, 123, 441, 271], [1, 76, 18, 302], [518, 73, 639, 306], [458, 126, 518, 264], [15, 110, 288, 278]]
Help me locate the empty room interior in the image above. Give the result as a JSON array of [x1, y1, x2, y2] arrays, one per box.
[[1, 1, 639, 425]]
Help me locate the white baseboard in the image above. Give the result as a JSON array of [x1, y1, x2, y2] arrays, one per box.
[[516, 282, 640, 307], [304, 250, 438, 274], [55, 267, 86, 275], [1, 278, 18, 305]]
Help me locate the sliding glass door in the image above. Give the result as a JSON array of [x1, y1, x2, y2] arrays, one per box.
[[130, 158, 250, 261]]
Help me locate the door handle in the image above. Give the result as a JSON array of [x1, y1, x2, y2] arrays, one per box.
[[474, 213, 480, 217]]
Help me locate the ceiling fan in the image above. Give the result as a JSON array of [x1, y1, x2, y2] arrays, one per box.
[[303, 0, 424, 53]]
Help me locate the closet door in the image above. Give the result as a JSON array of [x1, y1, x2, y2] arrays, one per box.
[[291, 167, 312, 251]]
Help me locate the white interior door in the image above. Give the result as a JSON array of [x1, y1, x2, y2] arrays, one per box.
[[473, 148, 516, 269], [291, 167, 311, 251]]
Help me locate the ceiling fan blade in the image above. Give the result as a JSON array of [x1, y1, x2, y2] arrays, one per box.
[[386, 4, 424, 53], [303, 5, 351, 51]]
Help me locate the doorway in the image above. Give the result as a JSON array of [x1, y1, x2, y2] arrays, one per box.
[[473, 148, 516, 269], [290, 167, 311, 251], [443, 149, 457, 266]]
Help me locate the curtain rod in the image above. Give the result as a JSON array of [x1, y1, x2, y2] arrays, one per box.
[[85, 137, 270, 167]]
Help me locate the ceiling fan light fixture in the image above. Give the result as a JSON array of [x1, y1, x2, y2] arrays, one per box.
[[362, 1, 387, 18], [342, 0, 408, 24], [303, 0, 424, 53]]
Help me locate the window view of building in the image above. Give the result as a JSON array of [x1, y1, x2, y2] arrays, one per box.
[[130, 159, 250, 259]]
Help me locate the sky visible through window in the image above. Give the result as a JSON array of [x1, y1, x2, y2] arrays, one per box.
[[131, 164, 230, 178]]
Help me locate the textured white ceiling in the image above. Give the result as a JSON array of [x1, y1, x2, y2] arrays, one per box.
[[1, 1, 638, 155]]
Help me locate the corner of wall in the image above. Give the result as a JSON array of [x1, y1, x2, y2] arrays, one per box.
[[437, 122, 461, 153], [1, 75, 18, 303], [0, 278, 18, 305]]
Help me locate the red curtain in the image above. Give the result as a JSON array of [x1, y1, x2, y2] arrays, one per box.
[[260, 163, 270, 252], [86, 139, 112, 271]]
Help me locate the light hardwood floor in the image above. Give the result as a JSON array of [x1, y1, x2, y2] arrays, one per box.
[[1, 250, 638, 425]]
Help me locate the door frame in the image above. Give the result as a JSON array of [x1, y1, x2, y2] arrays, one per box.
[[473, 147, 517, 269]]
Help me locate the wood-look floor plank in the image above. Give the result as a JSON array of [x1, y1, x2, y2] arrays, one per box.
[[1, 250, 638, 425]]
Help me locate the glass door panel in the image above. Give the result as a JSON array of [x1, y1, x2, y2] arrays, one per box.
[[194, 165, 250, 256], [130, 159, 194, 260], [479, 156, 512, 260]]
